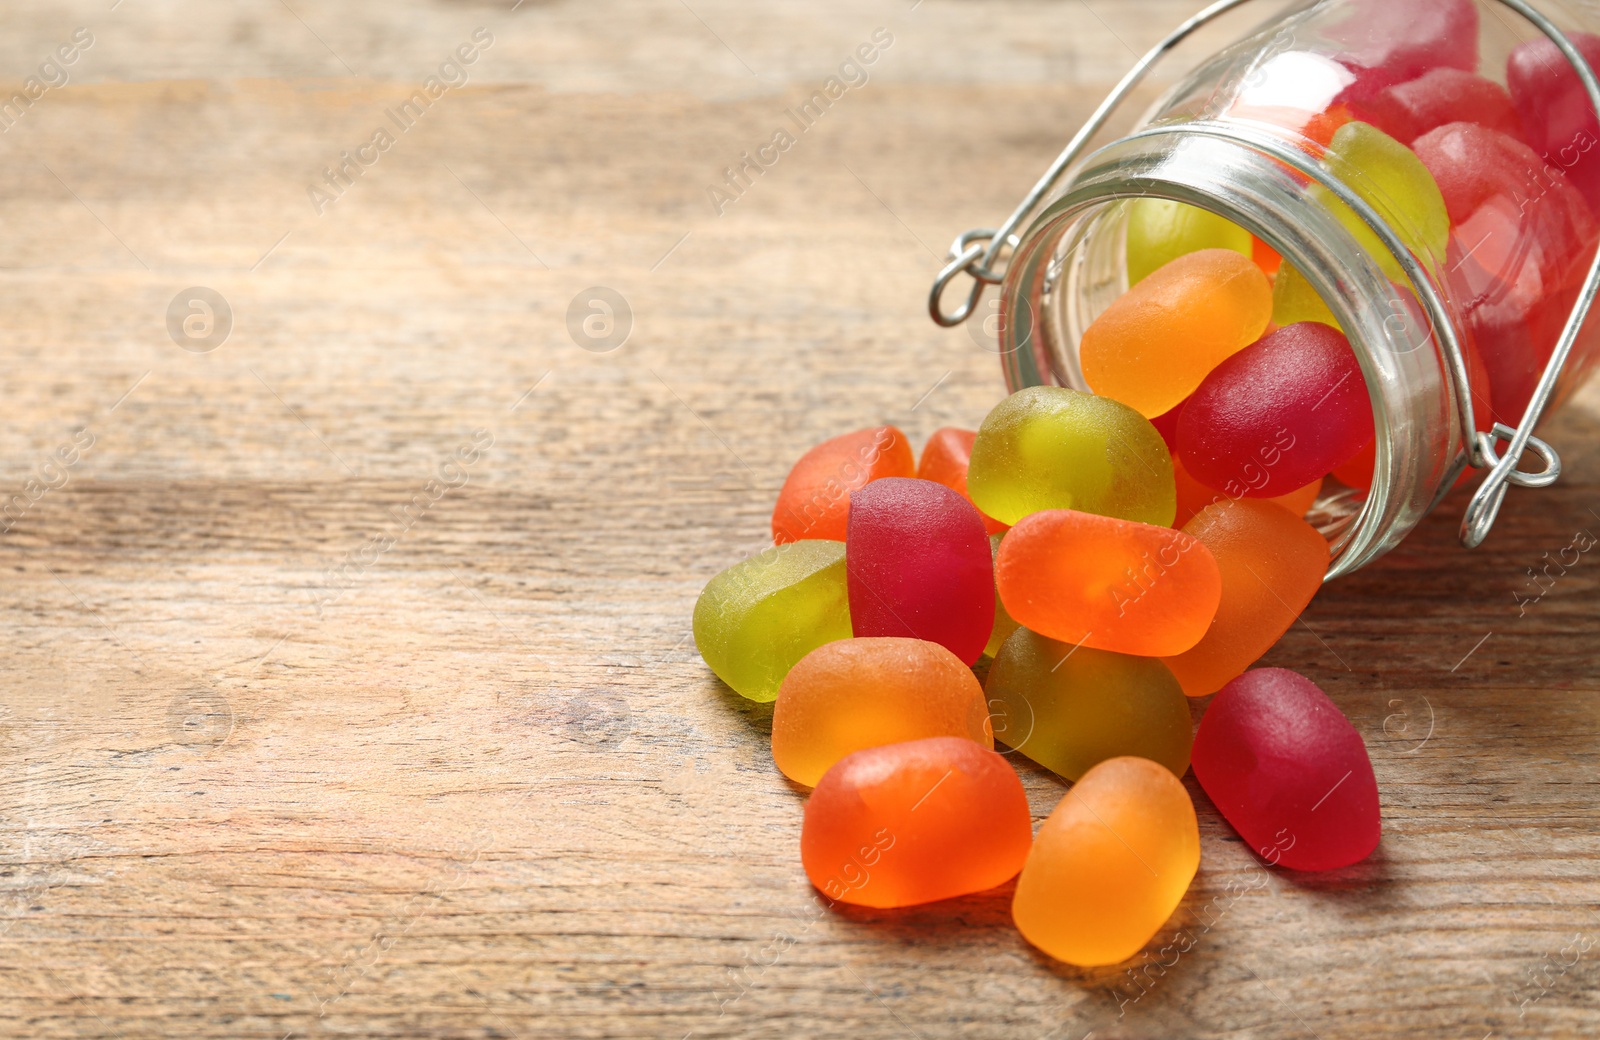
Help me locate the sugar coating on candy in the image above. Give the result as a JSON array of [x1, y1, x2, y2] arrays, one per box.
[[1192, 668, 1380, 871], [1179, 322, 1373, 498], [1352, 69, 1522, 145], [802, 736, 1033, 908], [1328, 0, 1477, 99], [1507, 31, 1600, 207], [1125, 199, 1253, 286], [996, 509, 1220, 658], [693, 540, 852, 702], [846, 478, 995, 665], [1173, 454, 1322, 526], [772, 637, 992, 788], [1313, 122, 1451, 282], [985, 627, 1192, 781], [917, 427, 1009, 535], [1161, 500, 1330, 697], [1011, 756, 1200, 967], [967, 386, 1177, 527], [984, 533, 1020, 658], [1080, 249, 1272, 418], [772, 426, 914, 544]]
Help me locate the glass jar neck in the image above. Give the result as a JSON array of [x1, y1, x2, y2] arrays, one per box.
[[997, 130, 1463, 577]]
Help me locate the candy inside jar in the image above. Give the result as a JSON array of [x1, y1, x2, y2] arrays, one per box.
[[956, 0, 1600, 577]]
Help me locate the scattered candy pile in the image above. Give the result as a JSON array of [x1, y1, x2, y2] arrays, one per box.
[[693, 6, 1600, 969]]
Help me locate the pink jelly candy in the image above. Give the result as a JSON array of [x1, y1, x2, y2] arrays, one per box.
[[1353, 68, 1523, 145], [1507, 31, 1600, 207], [1415, 121, 1599, 425], [1191, 668, 1380, 871], [1330, 0, 1477, 100], [1177, 322, 1372, 499], [846, 477, 994, 665]]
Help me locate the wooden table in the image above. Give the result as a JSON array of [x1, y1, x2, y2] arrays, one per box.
[[1, 1, 1596, 1036]]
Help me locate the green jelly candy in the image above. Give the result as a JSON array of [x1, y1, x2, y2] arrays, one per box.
[[967, 386, 1176, 528], [983, 532, 1020, 659], [1126, 199, 1253, 286], [1312, 121, 1449, 283], [693, 540, 851, 702], [1271, 263, 1342, 330], [985, 627, 1192, 781]]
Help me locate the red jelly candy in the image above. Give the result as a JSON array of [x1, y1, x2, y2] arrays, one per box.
[[1352, 69, 1522, 145], [917, 427, 1009, 535], [1414, 122, 1599, 425], [1330, 0, 1477, 99], [846, 477, 994, 665], [1178, 322, 1372, 499], [772, 427, 915, 544], [1508, 31, 1600, 208], [1191, 668, 1380, 871]]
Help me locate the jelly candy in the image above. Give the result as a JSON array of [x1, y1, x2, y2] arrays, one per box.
[[995, 509, 1220, 657], [1191, 668, 1380, 871], [985, 627, 1192, 781], [1271, 263, 1341, 330], [693, 540, 852, 702], [1252, 235, 1282, 277], [847, 478, 994, 665], [1329, 0, 1477, 98], [1125, 199, 1253, 286], [1313, 122, 1451, 282], [772, 426, 915, 543], [1414, 122, 1597, 425], [967, 386, 1177, 527], [1332, 436, 1376, 492], [984, 533, 1020, 658], [1351, 69, 1522, 146], [1161, 500, 1329, 697], [1507, 31, 1600, 206], [1178, 322, 1373, 498], [917, 427, 1009, 535], [1011, 756, 1199, 967], [802, 736, 1033, 908], [772, 638, 992, 787], [1173, 454, 1322, 526], [1080, 249, 1272, 418]]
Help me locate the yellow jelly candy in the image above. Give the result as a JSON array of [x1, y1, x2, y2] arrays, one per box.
[[967, 387, 1176, 528], [1313, 121, 1450, 282], [985, 627, 1192, 781], [693, 540, 851, 702], [1012, 756, 1200, 967], [771, 638, 992, 787], [1271, 263, 1342, 330], [1126, 199, 1254, 286], [1080, 249, 1273, 418], [983, 533, 1020, 658]]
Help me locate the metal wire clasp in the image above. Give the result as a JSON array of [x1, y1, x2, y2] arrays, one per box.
[[930, 0, 1600, 551]]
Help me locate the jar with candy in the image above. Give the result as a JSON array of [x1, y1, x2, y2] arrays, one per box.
[[932, 0, 1600, 577]]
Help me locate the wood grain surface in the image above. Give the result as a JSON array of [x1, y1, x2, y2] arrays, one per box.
[[0, 1, 1597, 1037]]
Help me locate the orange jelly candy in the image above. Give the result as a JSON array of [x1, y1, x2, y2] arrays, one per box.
[[1173, 454, 1322, 526], [1012, 756, 1199, 966], [772, 638, 992, 787], [802, 736, 1033, 908], [772, 426, 914, 543], [996, 509, 1221, 657], [1080, 248, 1273, 418], [917, 427, 1009, 535], [1161, 499, 1330, 697]]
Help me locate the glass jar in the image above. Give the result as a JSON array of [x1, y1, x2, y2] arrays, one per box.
[[933, 0, 1600, 578]]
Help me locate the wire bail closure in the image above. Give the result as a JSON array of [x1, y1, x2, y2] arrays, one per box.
[[929, 0, 1600, 551]]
